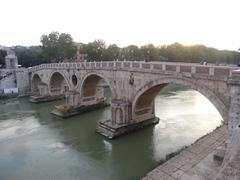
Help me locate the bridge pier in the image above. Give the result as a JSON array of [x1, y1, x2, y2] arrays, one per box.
[[216, 75, 240, 179], [51, 87, 109, 118], [96, 100, 159, 139]]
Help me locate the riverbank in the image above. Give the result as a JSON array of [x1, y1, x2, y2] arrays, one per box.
[[141, 125, 227, 180]]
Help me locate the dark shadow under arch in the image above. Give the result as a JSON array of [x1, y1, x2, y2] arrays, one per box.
[[80, 72, 115, 99], [31, 74, 45, 94], [49, 72, 69, 96]]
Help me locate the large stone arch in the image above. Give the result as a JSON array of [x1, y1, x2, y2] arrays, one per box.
[[132, 77, 228, 123], [79, 72, 115, 99], [48, 71, 70, 96]]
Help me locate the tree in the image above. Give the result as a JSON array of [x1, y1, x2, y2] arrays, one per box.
[[140, 44, 159, 61], [121, 45, 141, 61], [0, 49, 7, 67], [40, 31, 77, 62], [81, 39, 106, 61], [12, 46, 45, 67], [104, 44, 120, 61]]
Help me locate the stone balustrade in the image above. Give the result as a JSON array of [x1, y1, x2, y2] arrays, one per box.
[[29, 61, 238, 80]]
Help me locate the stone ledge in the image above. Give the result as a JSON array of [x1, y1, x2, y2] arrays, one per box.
[[29, 94, 64, 103], [51, 100, 109, 118], [96, 117, 159, 139]]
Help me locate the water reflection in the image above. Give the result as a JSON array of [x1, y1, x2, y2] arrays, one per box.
[[153, 90, 222, 161], [0, 86, 222, 180]]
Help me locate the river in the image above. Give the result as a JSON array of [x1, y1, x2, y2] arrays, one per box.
[[0, 85, 222, 180]]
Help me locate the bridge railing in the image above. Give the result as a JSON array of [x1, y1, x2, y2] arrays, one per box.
[[30, 61, 239, 79]]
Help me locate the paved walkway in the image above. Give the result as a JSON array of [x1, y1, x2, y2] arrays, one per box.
[[142, 126, 227, 180]]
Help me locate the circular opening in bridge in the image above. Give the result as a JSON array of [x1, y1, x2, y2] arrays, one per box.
[[72, 75, 78, 86]]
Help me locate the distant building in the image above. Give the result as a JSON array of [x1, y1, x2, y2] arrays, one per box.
[[74, 42, 87, 62], [5, 54, 18, 69], [0, 46, 19, 69]]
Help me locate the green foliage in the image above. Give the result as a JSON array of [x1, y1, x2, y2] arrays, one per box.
[[158, 43, 240, 64], [40, 31, 77, 62], [140, 44, 160, 61], [121, 45, 141, 61], [0, 49, 7, 67], [4, 32, 240, 67], [105, 44, 120, 61], [80, 41, 239, 64], [12, 46, 45, 67], [81, 39, 106, 61]]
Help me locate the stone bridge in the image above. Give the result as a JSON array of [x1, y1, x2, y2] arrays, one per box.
[[29, 61, 240, 137], [28, 61, 240, 179]]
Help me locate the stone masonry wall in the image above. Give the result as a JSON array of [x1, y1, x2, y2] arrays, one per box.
[[0, 69, 17, 90], [16, 69, 31, 95], [0, 68, 30, 96]]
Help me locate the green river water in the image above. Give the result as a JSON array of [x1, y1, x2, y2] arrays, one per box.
[[0, 85, 222, 180]]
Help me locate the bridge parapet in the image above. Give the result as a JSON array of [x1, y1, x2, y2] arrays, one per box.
[[30, 61, 238, 81]]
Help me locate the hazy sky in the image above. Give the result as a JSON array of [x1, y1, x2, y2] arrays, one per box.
[[1, 0, 239, 50]]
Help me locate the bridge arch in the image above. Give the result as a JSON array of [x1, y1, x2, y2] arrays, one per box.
[[31, 73, 46, 93], [48, 71, 70, 96], [132, 77, 228, 123], [79, 72, 115, 99]]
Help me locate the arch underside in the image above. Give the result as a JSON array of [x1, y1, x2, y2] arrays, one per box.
[[133, 77, 228, 123], [82, 75, 102, 97], [32, 74, 46, 93], [135, 84, 167, 116], [49, 72, 68, 95], [81, 73, 114, 99]]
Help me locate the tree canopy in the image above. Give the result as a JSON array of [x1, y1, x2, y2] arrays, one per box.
[[12, 46, 45, 67], [3, 31, 239, 67], [158, 43, 239, 64], [40, 31, 77, 62], [80, 40, 106, 61], [80, 41, 239, 64]]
